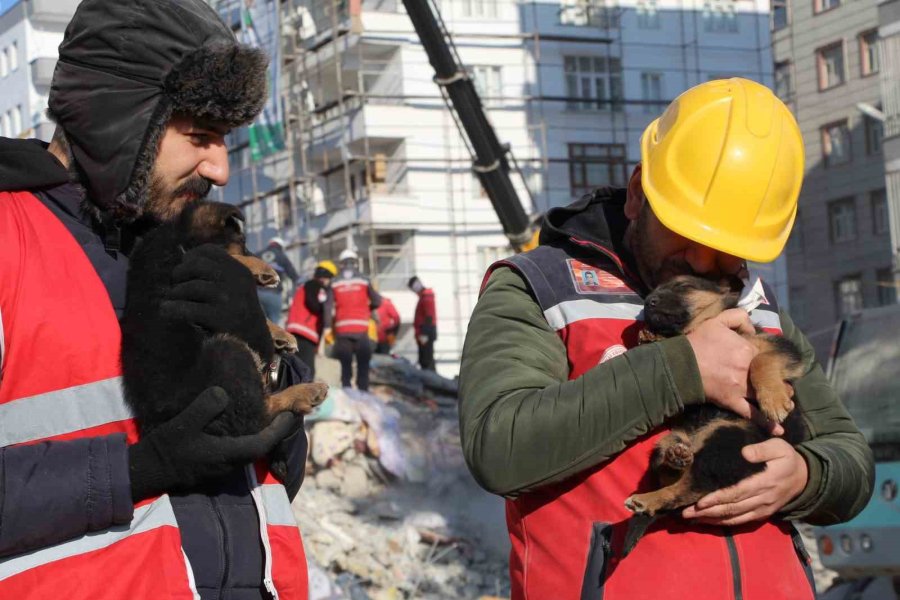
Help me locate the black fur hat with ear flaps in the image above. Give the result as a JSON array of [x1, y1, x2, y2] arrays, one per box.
[[47, 0, 268, 222]]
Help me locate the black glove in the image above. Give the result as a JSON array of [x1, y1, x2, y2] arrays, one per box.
[[159, 244, 274, 359], [128, 387, 295, 502]]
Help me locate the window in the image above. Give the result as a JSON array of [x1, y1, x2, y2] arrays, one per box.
[[835, 276, 863, 316], [703, 0, 738, 33], [8, 42, 16, 72], [472, 65, 503, 106], [0, 111, 8, 137], [0, 48, 7, 78], [859, 30, 879, 75], [877, 268, 897, 306], [828, 197, 857, 243], [461, 0, 497, 18], [564, 55, 623, 111], [814, 0, 840, 13], [637, 0, 660, 29], [821, 120, 851, 167], [560, 0, 621, 28], [865, 113, 883, 155], [277, 190, 294, 229], [774, 60, 793, 101], [569, 143, 627, 198], [772, 0, 789, 30], [871, 188, 888, 235], [816, 42, 845, 90], [641, 72, 664, 114]]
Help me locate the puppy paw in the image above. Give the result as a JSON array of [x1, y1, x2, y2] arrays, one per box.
[[757, 387, 794, 424], [624, 495, 647, 514], [662, 440, 694, 470]]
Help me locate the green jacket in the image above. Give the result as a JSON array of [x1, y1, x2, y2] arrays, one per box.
[[459, 198, 874, 526]]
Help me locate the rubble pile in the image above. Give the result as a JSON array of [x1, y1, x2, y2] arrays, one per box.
[[295, 355, 511, 600]]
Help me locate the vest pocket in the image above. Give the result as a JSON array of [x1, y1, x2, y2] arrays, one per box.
[[580, 522, 613, 600], [790, 525, 817, 597]]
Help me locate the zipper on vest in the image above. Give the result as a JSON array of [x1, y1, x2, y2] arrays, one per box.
[[245, 466, 279, 600], [724, 529, 743, 600], [211, 496, 231, 596]]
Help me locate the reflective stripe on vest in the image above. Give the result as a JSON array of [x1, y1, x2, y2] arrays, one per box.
[[286, 322, 319, 342], [492, 243, 810, 600]]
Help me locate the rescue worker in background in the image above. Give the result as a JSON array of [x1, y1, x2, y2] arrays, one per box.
[[459, 79, 874, 600], [374, 295, 401, 355], [327, 248, 382, 390], [256, 236, 300, 325], [409, 276, 437, 371], [0, 1, 311, 597], [286, 260, 337, 379]]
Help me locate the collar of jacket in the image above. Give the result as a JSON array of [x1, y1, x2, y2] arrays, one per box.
[[0, 137, 69, 192], [539, 187, 645, 293]]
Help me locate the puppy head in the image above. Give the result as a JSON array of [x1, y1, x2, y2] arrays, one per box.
[[177, 201, 248, 255], [644, 275, 740, 337]]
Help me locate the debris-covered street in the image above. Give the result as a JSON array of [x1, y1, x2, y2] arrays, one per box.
[[297, 355, 511, 600]]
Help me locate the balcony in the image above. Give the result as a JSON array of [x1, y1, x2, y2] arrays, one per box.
[[30, 57, 55, 89], [26, 0, 79, 25]]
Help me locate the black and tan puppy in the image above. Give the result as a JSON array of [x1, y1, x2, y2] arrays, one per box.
[[622, 275, 805, 555], [122, 202, 327, 470]]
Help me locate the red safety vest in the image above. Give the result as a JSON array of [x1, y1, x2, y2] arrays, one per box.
[[331, 274, 372, 335], [0, 191, 308, 600], [413, 289, 436, 338], [486, 241, 815, 600], [287, 281, 326, 344]]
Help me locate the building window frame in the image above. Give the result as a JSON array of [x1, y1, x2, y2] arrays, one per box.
[[865, 112, 883, 156], [564, 54, 624, 111], [871, 188, 889, 235], [772, 0, 789, 31], [637, 0, 661, 29], [859, 29, 880, 77], [568, 143, 628, 198], [813, 0, 840, 15], [821, 119, 852, 168], [640, 71, 665, 114], [774, 59, 794, 102], [559, 0, 621, 28], [877, 267, 897, 306], [816, 41, 846, 91], [471, 65, 503, 107], [828, 197, 857, 243], [834, 275, 864, 317], [703, 0, 739, 33], [460, 0, 498, 19]]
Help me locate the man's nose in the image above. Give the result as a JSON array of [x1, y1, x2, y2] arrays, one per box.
[[196, 144, 229, 187]]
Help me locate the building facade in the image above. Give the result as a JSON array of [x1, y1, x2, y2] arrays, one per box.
[[879, 0, 900, 288], [773, 0, 893, 357], [0, 0, 78, 142], [211, 0, 777, 374]]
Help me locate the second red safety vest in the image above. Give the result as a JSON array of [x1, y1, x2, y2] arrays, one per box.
[[484, 239, 815, 600], [332, 274, 372, 335]]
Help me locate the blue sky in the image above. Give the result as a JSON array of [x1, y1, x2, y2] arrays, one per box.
[[0, 0, 21, 18]]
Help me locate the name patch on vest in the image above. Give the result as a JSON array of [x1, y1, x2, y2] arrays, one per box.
[[567, 259, 633, 295]]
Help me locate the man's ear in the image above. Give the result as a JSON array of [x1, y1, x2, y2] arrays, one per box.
[[624, 164, 644, 221]]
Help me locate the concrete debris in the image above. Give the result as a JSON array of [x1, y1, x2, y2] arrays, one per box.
[[298, 356, 510, 600]]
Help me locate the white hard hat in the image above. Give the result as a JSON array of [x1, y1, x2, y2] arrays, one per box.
[[339, 248, 358, 262], [269, 236, 287, 247]]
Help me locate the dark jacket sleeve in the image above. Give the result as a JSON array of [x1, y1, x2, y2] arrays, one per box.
[[458, 267, 705, 497], [304, 281, 323, 317], [777, 311, 875, 524], [275, 248, 300, 286], [367, 282, 382, 310], [0, 434, 134, 557]]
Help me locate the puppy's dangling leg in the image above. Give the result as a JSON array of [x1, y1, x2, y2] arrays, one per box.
[[231, 254, 280, 288], [652, 431, 694, 486], [268, 321, 298, 353], [625, 475, 704, 517], [266, 382, 329, 419]]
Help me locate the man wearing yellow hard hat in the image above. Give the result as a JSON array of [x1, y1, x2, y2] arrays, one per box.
[[286, 259, 337, 379], [459, 78, 873, 600]]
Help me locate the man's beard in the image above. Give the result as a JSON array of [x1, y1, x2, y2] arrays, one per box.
[[631, 205, 696, 289], [146, 172, 212, 222]]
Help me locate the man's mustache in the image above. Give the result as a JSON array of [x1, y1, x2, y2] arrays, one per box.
[[173, 176, 212, 199]]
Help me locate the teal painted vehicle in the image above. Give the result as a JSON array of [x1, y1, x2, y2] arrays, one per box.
[[814, 305, 900, 578]]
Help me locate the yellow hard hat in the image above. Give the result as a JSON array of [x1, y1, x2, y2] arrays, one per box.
[[640, 78, 804, 263], [316, 260, 338, 276]]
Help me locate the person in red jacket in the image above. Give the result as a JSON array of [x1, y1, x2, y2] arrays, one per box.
[[286, 260, 337, 379], [328, 249, 382, 390], [374, 297, 401, 355], [408, 275, 437, 371]]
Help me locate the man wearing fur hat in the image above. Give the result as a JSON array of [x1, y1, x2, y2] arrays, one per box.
[[0, 1, 310, 598]]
